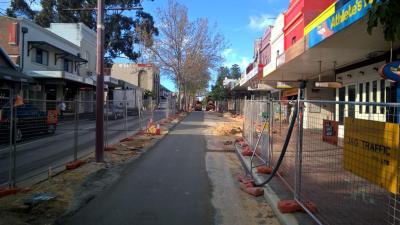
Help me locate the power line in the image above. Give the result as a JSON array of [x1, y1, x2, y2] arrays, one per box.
[[62, 6, 143, 12]]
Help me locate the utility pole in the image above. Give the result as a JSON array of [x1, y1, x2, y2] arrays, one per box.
[[95, 0, 105, 162], [63, 3, 144, 163]]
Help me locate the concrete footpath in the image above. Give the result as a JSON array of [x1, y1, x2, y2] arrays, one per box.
[[60, 111, 280, 225], [61, 112, 215, 225]]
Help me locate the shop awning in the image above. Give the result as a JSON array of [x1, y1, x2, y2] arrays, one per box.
[[28, 41, 87, 63], [0, 67, 34, 83], [262, 16, 400, 87], [28, 71, 94, 86]]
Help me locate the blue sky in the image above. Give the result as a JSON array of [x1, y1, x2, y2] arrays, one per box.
[[0, 0, 290, 92]]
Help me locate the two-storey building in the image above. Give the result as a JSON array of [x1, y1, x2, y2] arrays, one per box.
[[0, 17, 96, 113]]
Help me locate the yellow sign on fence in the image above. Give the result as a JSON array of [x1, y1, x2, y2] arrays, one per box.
[[344, 118, 400, 194]]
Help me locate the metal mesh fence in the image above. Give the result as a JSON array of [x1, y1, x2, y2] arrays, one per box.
[[0, 96, 176, 188], [242, 98, 400, 225]]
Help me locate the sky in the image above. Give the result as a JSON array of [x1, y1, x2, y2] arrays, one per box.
[[0, 0, 290, 92]]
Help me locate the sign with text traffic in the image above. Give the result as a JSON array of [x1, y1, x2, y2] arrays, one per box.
[[344, 118, 400, 194]]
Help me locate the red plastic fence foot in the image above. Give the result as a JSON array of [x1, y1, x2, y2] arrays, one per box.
[[278, 200, 302, 213], [237, 175, 255, 187], [257, 166, 273, 174], [239, 183, 264, 197], [0, 187, 31, 198], [242, 149, 253, 156], [303, 201, 317, 213], [278, 200, 317, 214], [66, 160, 84, 170]]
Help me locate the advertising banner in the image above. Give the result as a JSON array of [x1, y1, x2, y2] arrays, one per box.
[[308, 0, 374, 48], [344, 117, 400, 194], [322, 120, 338, 145]]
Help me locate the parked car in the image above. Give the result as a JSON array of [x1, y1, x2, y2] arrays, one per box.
[[104, 104, 124, 120], [0, 104, 57, 142]]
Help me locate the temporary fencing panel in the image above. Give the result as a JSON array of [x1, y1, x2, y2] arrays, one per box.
[[242, 99, 400, 225], [0, 97, 172, 188]]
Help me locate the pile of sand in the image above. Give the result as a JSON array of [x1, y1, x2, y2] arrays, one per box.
[[214, 123, 242, 136]]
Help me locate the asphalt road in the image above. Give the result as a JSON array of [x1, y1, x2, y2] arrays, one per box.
[[0, 109, 167, 186], [61, 112, 215, 225]]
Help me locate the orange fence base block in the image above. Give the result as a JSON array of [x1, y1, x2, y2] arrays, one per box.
[[66, 160, 85, 170], [239, 183, 264, 197], [237, 175, 253, 182], [257, 166, 273, 174], [238, 141, 248, 147], [278, 200, 317, 214], [237, 175, 255, 187], [242, 149, 253, 156], [278, 200, 302, 213], [105, 146, 117, 152], [303, 201, 317, 214], [0, 187, 31, 198]]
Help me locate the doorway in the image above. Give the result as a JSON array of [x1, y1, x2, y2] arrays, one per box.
[[348, 85, 356, 118]]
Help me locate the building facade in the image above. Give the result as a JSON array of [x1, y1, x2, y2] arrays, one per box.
[[110, 63, 160, 103], [0, 17, 96, 113], [284, 0, 336, 50]]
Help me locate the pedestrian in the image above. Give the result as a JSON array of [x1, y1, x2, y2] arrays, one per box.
[[58, 100, 66, 119]]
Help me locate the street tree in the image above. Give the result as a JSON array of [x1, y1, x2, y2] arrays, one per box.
[[367, 0, 400, 42], [230, 64, 241, 79], [6, 0, 159, 63], [210, 66, 230, 101], [150, 0, 226, 110]]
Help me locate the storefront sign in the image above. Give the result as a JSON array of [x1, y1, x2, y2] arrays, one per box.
[[307, 0, 374, 48], [379, 61, 400, 82], [344, 118, 400, 194], [323, 120, 338, 145], [282, 88, 298, 97], [277, 82, 301, 89]]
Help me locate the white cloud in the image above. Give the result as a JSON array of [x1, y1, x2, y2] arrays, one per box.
[[222, 48, 234, 58], [247, 14, 276, 31], [222, 48, 251, 71]]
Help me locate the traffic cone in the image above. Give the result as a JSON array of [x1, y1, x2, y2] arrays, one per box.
[[155, 123, 161, 135]]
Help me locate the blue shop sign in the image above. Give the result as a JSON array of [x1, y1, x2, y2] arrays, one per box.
[[308, 0, 374, 48]]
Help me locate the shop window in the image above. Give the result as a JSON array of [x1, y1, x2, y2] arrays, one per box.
[[291, 36, 296, 45], [84, 51, 90, 69], [348, 85, 356, 118], [338, 87, 345, 124], [359, 83, 363, 114], [365, 82, 370, 113], [380, 80, 385, 114], [372, 80, 377, 113], [64, 59, 72, 73], [34, 49, 48, 65]]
